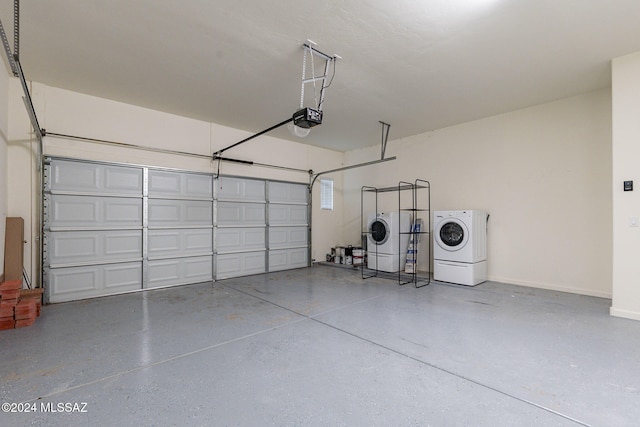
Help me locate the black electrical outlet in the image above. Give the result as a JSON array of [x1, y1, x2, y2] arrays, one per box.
[[624, 181, 633, 191]]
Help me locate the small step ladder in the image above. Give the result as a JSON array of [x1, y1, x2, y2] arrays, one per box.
[[404, 218, 422, 274]]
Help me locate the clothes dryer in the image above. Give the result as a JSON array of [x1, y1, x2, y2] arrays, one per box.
[[366, 212, 411, 272], [433, 210, 487, 286]]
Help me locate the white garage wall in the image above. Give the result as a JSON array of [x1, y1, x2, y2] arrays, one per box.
[[5, 80, 615, 298], [343, 89, 612, 298], [7, 81, 344, 286], [611, 51, 640, 321]]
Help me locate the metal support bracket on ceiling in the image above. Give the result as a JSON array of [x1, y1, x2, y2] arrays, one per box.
[[301, 40, 339, 113], [379, 121, 391, 160]]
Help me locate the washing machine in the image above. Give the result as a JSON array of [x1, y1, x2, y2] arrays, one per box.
[[366, 212, 411, 272], [433, 210, 487, 286]]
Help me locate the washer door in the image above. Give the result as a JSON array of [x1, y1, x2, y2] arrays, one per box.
[[435, 218, 469, 252], [368, 217, 390, 246]]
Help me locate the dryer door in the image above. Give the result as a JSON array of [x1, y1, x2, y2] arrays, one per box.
[[368, 217, 390, 246], [435, 218, 469, 252]]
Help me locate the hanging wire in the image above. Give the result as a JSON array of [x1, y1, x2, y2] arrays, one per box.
[[317, 58, 336, 111], [322, 58, 337, 90]]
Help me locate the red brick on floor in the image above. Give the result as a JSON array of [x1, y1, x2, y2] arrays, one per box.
[[14, 300, 37, 320], [0, 318, 16, 330], [0, 280, 22, 291], [0, 298, 18, 308], [0, 289, 20, 300], [20, 297, 42, 317], [0, 289, 44, 329], [15, 318, 36, 328]]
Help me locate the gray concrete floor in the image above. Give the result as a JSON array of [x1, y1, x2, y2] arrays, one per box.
[[1, 265, 639, 426]]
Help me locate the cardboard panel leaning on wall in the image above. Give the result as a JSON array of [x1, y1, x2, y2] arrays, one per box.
[[343, 89, 612, 298], [4, 217, 24, 282]]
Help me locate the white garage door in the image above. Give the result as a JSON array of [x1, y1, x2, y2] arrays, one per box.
[[146, 169, 214, 288], [44, 158, 214, 303], [214, 177, 267, 279], [44, 159, 145, 303], [214, 177, 309, 279], [43, 158, 310, 301], [267, 181, 309, 272]]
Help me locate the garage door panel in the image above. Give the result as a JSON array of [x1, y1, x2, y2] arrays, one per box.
[[148, 229, 213, 258], [148, 232, 179, 254], [268, 182, 308, 204], [105, 200, 145, 224], [269, 248, 308, 271], [148, 172, 180, 196], [217, 202, 265, 226], [48, 160, 143, 195], [48, 195, 142, 228], [50, 268, 98, 296], [148, 259, 180, 286], [47, 230, 142, 266], [216, 228, 265, 252], [216, 251, 266, 279], [50, 233, 98, 261], [269, 226, 308, 249], [147, 256, 213, 288], [105, 233, 143, 257], [51, 196, 97, 224], [49, 160, 99, 193], [148, 199, 213, 226], [216, 177, 265, 201], [184, 257, 213, 280], [186, 204, 213, 222], [48, 262, 142, 303], [216, 255, 240, 279], [104, 263, 144, 289], [148, 170, 212, 199], [184, 230, 213, 253], [185, 175, 213, 199], [104, 167, 143, 194], [268, 204, 308, 226]]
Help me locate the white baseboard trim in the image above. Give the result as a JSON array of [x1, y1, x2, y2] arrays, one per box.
[[487, 275, 612, 299], [610, 307, 640, 321]]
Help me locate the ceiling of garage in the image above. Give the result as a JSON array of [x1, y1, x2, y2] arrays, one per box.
[[2, 0, 640, 152]]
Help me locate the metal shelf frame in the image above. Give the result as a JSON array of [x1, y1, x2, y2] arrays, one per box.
[[361, 179, 431, 287]]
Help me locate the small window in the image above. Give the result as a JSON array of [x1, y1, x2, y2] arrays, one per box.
[[320, 179, 333, 210]]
